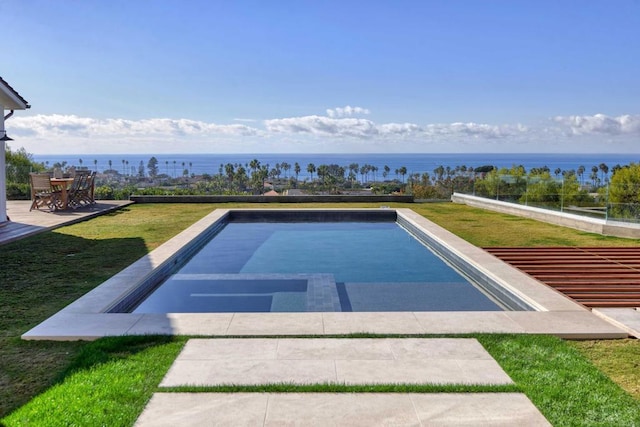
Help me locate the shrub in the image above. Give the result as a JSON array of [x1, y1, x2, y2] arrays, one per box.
[[94, 185, 115, 200], [6, 183, 30, 200]]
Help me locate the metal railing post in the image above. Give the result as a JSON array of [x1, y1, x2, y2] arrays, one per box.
[[560, 176, 564, 212]]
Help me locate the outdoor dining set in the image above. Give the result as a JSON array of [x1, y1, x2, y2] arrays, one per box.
[[29, 170, 97, 211]]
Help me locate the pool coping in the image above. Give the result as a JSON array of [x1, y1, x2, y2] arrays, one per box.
[[22, 208, 628, 340]]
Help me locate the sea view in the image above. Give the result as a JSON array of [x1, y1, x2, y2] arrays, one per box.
[[32, 153, 637, 179], [6, 2, 640, 426]]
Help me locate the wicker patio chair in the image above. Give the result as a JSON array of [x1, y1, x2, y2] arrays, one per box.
[[29, 173, 59, 211]]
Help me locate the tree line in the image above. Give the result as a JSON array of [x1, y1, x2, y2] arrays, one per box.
[[5, 147, 640, 214]]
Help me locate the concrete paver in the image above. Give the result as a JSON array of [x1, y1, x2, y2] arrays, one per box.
[[225, 313, 325, 335], [135, 393, 551, 426], [593, 308, 640, 338], [159, 338, 513, 387]]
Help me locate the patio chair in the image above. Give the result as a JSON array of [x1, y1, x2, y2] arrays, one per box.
[[29, 173, 59, 211], [76, 171, 96, 208], [84, 171, 97, 206], [68, 171, 97, 209], [67, 173, 89, 209]]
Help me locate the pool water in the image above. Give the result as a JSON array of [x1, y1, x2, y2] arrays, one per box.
[[132, 221, 503, 313]]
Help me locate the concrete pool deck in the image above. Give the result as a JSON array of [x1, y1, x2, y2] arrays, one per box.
[[21, 208, 631, 340]]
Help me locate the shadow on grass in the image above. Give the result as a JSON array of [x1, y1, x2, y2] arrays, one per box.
[[1, 335, 187, 427], [57, 335, 177, 377], [0, 230, 152, 419]]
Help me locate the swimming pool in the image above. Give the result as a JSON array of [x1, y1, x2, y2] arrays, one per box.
[[29, 208, 617, 341], [127, 211, 514, 313]]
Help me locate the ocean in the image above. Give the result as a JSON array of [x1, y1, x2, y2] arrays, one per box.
[[32, 153, 637, 180]]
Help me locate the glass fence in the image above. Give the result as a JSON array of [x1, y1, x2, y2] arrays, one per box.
[[456, 175, 640, 225]]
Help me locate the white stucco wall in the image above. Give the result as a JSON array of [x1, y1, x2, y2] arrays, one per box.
[[0, 110, 6, 223]]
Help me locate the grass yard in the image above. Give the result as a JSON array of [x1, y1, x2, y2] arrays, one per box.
[[1, 202, 639, 425]]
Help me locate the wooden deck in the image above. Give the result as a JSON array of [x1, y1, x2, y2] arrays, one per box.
[[485, 247, 640, 308], [1, 200, 134, 246]]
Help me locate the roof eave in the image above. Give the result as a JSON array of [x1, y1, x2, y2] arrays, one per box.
[[0, 77, 30, 110]]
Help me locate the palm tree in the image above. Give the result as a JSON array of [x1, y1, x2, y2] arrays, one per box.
[[577, 165, 585, 186], [281, 161, 290, 178], [383, 165, 390, 179], [591, 165, 599, 187], [398, 166, 407, 184], [359, 165, 367, 184], [317, 164, 328, 184], [294, 162, 301, 182], [121, 159, 126, 175], [348, 163, 359, 183], [93, 159, 98, 172], [307, 163, 316, 181], [78, 158, 83, 169], [225, 163, 235, 182], [249, 159, 260, 177], [173, 160, 177, 177], [165, 160, 169, 176], [599, 163, 609, 183], [108, 159, 113, 171]]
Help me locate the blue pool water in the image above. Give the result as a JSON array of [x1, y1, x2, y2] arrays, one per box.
[[132, 221, 503, 313]]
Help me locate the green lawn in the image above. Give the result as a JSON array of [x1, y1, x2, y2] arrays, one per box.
[[1, 202, 639, 425]]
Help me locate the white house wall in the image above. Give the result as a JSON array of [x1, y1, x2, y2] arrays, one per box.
[[1, 110, 6, 222]]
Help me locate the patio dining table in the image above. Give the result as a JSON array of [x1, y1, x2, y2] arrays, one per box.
[[50, 177, 74, 210]]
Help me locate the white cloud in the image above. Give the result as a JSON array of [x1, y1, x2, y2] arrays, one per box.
[[553, 113, 640, 136], [9, 108, 638, 155], [378, 122, 423, 136], [265, 110, 525, 141], [9, 110, 528, 147], [10, 114, 261, 138], [326, 106, 371, 118], [265, 115, 379, 138], [424, 122, 524, 139]]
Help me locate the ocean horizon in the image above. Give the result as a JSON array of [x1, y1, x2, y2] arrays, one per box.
[[32, 152, 637, 180]]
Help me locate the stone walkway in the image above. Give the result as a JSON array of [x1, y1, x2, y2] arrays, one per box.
[[136, 393, 549, 426], [135, 338, 550, 426]]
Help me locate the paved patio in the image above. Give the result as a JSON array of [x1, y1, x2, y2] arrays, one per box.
[[1, 200, 133, 245]]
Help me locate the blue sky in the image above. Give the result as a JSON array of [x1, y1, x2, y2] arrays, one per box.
[[2, 0, 639, 154]]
